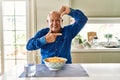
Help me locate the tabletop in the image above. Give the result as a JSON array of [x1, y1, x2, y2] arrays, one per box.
[[0, 63, 120, 80]]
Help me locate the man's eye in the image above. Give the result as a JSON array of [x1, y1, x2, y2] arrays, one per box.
[[50, 20, 60, 22]]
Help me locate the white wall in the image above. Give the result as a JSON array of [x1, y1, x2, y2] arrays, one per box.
[[36, 0, 120, 30], [36, 0, 70, 31]]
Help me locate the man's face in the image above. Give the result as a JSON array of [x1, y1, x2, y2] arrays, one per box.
[[47, 11, 62, 33]]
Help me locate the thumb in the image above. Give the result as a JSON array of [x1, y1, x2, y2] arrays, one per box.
[[60, 12, 66, 17]]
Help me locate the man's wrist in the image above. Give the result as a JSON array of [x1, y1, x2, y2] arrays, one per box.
[[68, 8, 74, 15]]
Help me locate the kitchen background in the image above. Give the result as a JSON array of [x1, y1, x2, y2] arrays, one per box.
[[0, 0, 120, 75]]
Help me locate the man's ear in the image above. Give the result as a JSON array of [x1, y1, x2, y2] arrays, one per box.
[[60, 18, 63, 22], [61, 19, 63, 25], [47, 20, 49, 23], [61, 19, 63, 22]]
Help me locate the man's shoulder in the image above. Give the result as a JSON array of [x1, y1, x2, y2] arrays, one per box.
[[62, 25, 72, 30], [35, 28, 49, 36], [38, 28, 49, 32]]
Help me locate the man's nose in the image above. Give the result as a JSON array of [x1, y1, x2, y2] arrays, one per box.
[[53, 21, 57, 25]]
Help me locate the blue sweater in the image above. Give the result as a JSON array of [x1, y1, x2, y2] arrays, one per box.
[[26, 8, 88, 64]]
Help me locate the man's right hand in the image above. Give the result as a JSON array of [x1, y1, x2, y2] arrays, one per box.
[[59, 6, 70, 17], [45, 31, 62, 43]]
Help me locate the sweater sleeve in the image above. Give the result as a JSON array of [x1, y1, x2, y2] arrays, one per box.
[[26, 28, 48, 51], [68, 8, 88, 39]]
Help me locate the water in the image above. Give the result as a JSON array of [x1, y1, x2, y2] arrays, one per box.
[[24, 64, 36, 77]]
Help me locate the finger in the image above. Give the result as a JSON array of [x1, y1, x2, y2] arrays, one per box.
[[53, 33, 62, 36], [60, 12, 66, 17], [59, 6, 65, 13]]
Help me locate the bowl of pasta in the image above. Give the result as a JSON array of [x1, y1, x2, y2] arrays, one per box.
[[43, 57, 67, 71]]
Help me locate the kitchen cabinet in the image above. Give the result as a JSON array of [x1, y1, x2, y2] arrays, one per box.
[[72, 49, 120, 63], [72, 53, 100, 63], [101, 53, 120, 63], [71, 0, 120, 17]]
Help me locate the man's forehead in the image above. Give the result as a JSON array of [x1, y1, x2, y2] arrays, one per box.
[[47, 11, 61, 20], [48, 11, 61, 17]]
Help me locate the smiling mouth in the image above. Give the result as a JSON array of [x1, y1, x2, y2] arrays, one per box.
[[53, 26, 57, 28]]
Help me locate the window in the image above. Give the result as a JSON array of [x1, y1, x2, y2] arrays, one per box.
[[72, 18, 120, 48], [1, 0, 27, 72], [84, 18, 120, 46], [80, 23, 120, 42], [0, 34, 2, 75]]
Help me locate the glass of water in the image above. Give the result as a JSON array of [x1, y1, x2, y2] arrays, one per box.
[[24, 64, 36, 77]]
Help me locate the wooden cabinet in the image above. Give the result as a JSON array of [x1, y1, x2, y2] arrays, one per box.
[[72, 53, 100, 63], [72, 51, 120, 63], [101, 53, 120, 63]]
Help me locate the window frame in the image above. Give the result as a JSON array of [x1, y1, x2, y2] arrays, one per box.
[[0, 0, 28, 74]]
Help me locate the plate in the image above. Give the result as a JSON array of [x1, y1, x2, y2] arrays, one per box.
[[104, 45, 120, 48]]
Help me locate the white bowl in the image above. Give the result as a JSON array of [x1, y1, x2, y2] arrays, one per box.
[[43, 57, 67, 71]]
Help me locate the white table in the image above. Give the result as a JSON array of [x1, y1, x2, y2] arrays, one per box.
[[1, 63, 120, 80]]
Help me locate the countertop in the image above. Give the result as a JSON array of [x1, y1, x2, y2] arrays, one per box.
[[71, 42, 120, 53], [1, 63, 120, 80], [71, 47, 120, 53]]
